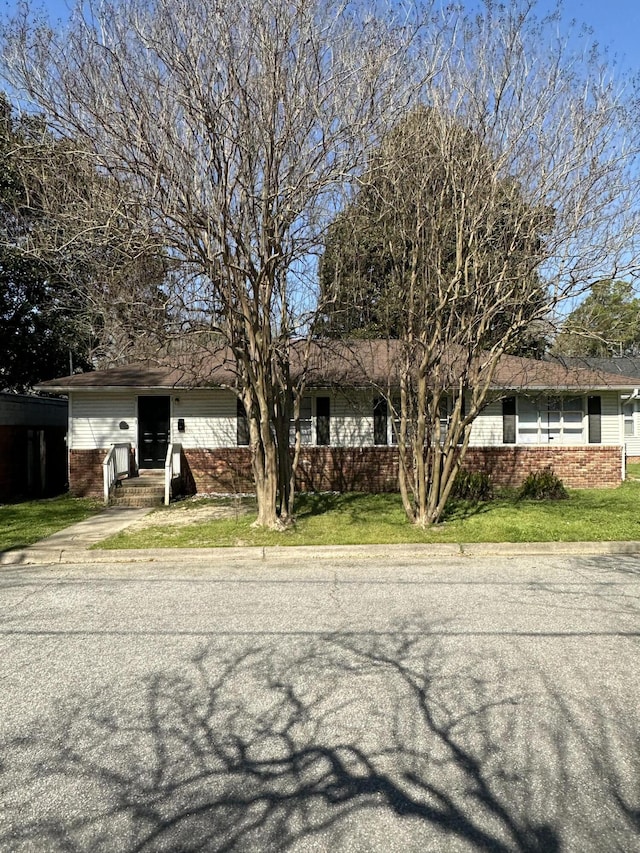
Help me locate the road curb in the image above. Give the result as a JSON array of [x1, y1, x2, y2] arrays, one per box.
[[3, 539, 640, 567]]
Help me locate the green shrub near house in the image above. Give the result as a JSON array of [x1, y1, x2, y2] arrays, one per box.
[[517, 467, 568, 501], [451, 469, 494, 502]]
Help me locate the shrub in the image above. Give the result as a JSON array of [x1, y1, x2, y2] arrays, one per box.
[[451, 469, 494, 502], [518, 467, 568, 501]]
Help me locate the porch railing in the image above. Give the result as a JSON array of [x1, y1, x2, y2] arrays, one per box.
[[103, 443, 131, 505], [164, 442, 182, 506]]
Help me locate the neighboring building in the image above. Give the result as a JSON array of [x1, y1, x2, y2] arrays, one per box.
[[0, 392, 68, 502], [552, 357, 640, 461], [35, 342, 640, 502]]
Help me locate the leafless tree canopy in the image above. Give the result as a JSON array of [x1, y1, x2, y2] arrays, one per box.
[[319, 4, 640, 524], [3, 0, 430, 525]]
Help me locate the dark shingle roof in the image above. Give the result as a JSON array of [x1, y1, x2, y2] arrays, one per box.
[[35, 341, 640, 393], [551, 356, 640, 381]]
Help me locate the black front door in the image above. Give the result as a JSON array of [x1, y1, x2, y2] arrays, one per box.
[[138, 396, 170, 468]]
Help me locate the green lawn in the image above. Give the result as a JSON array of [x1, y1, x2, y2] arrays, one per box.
[[626, 461, 640, 479], [96, 480, 640, 549], [0, 496, 101, 552]]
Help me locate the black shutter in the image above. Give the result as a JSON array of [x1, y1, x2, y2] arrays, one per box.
[[237, 399, 249, 446], [374, 398, 388, 445], [588, 396, 601, 444], [503, 396, 516, 444], [316, 397, 330, 446]]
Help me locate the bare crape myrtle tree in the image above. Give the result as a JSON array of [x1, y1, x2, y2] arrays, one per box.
[[3, 0, 439, 527], [321, 3, 640, 526]]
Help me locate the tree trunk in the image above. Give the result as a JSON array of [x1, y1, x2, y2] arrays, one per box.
[[244, 372, 288, 530], [250, 424, 284, 530]]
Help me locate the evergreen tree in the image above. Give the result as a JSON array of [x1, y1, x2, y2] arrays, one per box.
[[318, 108, 550, 356], [0, 95, 91, 390], [553, 280, 640, 356], [0, 94, 172, 389]]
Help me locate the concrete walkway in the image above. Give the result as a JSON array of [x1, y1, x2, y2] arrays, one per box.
[[2, 506, 640, 566], [34, 507, 153, 547], [0, 507, 152, 566]]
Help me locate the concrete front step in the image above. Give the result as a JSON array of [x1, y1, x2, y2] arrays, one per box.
[[118, 477, 164, 488], [109, 472, 166, 507], [110, 495, 164, 507], [115, 485, 164, 495]]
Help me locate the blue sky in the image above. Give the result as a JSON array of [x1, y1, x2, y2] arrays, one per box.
[[541, 0, 640, 75], [8, 0, 640, 76]]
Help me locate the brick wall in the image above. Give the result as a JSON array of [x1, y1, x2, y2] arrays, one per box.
[[464, 445, 622, 489], [69, 449, 106, 498], [182, 445, 623, 493], [295, 447, 400, 492], [69, 443, 624, 498], [181, 446, 401, 494], [182, 448, 254, 494]]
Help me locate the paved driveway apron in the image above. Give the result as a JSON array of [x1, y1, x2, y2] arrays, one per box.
[[0, 554, 638, 852]]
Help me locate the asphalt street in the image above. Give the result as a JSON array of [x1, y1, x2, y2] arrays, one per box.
[[0, 554, 638, 852]]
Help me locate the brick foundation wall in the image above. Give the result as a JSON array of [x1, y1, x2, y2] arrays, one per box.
[[296, 447, 400, 492], [182, 445, 623, 493], [181, 446, 401, 494], [464, 445, 622, 489], [69, 449, 106, 498], [69, 443, 624, 499], [182, 448, 254, 494]]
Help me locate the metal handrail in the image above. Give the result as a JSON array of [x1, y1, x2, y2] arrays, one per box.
[[164, 442, 182, 506], [102, 442, 131, 505]]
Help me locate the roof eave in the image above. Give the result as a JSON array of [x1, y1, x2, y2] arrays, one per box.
[[34, 384, 193, 393]]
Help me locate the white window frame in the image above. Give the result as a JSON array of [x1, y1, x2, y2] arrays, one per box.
[[290, 395, 313, 446], [623, 400, 637, 438], [516, 395, 586, 446], [375, 395, 460, 447], [389, 398, 401, 446]]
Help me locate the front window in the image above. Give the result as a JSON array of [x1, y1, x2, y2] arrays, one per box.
[[290, 396, 313, 445], [374, 395, 460, 446], [517, 395, 585, 445], [373, 397, 401, 445], [374, 398, 388, 445], [237, 399, 249, 446], [624, 401, 636, 437]]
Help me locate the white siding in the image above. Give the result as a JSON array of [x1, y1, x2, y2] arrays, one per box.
[[600, 391, 622, 445], [626, 436, 640, 456], [173, 390, 237, 448], [70, 389, 239, 451], [331, 391, 374, 446], [328, 391, 623, 449], [70, 392, 136, 449], [468, 392, 623, 449], [469, 400, 503, 447], [69, 387, 626, 453]]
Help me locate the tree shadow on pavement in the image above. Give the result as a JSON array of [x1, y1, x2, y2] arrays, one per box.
[[0, 623, 638, 852]]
